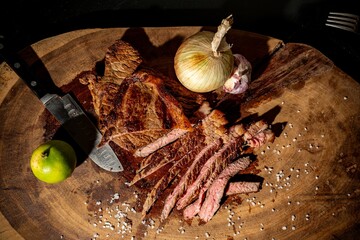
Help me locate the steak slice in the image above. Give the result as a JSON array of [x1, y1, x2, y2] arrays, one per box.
[[198, 157, 251, 222], [225, 181, 260, 196], [133, 128, 189, 157], [79, 39, 193, 153]]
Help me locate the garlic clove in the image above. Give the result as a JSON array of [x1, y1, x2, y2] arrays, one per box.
[[223, 74, 249, 94], [223, 54, 252, 94]]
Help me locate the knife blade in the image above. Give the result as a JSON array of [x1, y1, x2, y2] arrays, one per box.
[[0, 35, 123, 172]]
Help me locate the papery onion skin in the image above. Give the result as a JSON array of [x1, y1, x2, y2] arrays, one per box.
[[174, 31, 234, 93]]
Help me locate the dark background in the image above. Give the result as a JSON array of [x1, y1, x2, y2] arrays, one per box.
[[1, 0, 359, 81]]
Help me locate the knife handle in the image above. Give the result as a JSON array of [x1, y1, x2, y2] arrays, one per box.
[[0, 35, 60, 99]]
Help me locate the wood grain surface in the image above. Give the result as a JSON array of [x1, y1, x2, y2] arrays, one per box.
[[0, 27, 359, 240]]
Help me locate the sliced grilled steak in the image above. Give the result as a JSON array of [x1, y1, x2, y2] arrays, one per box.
[[160, 139, 223, 221], [181, 148, 252, 221], [165, 125, 245, 221], [175, 129, 246, 211], [141, 139, 222, 218], [225, 181, 260, 196], [130, 128, 205, 185], [131, 110, 228, 185], [176, 121, 273, 220], [182, 175, 260, 220], [198, 157, 251, 222]]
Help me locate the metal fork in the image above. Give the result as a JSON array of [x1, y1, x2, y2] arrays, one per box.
[[325, 12, 359, 33]]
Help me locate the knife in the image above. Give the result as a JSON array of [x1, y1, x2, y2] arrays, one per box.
[[0, 35, 123, 172]]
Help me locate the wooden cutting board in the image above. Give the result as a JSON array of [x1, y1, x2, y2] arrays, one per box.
[[0, 27, 359, 240]]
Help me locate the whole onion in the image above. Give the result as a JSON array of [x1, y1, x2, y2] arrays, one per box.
[[174, 15, 235, 93]]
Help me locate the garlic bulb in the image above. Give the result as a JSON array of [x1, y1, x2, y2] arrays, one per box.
[[174, 15, 234, 93]]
